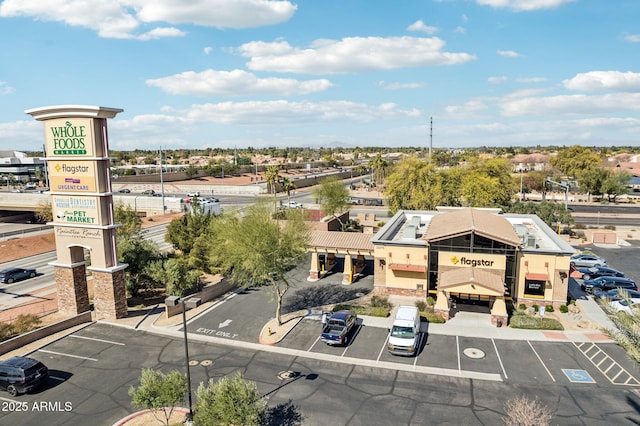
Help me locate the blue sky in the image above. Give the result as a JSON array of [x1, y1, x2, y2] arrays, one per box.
[[1, 0, 639, 151]]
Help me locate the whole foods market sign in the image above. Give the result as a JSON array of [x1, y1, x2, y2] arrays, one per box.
[[44, 118, 96, 157]]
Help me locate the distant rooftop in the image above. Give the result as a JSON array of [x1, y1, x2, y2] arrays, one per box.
[[372, 207, 575, 255]]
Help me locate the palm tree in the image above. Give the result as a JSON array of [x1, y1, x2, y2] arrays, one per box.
[[265, 165, 280, 199], [281, 176, 296, 207], [370, 153, 388, 186]]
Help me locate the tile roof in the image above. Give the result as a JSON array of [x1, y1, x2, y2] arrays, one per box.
[[438, 267, 505, 294], [309, 231, 375, 251], [423, 208, 522, 247]]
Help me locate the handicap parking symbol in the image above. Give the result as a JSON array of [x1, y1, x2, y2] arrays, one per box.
[[562, 369, 596, 383]]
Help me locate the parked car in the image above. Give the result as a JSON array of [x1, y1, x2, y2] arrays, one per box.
[[282, 201, 303, 209], [0, 267, 37, 284], [141, 189, 155, 195], [320, 310, 357, 346], [594, 288, 640, 300], [0, 356, 49, 396], [24, 182, 37, 190], [578, 266, 624, 281], [581, 276, 637, 294], [609, 298, 640, 315], [570, 253, 607, 268], [187, 191, 200, 197], [118, 188, 131, 193]]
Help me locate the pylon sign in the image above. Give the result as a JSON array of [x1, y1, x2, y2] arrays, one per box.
[[25, 105, 128, 320]]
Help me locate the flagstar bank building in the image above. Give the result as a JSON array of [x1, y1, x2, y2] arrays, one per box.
[[370, 207, 575, 327]]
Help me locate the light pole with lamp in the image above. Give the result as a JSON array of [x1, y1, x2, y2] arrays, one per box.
[[181, 298, 194, 424]]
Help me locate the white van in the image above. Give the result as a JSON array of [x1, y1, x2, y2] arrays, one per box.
[[387, 305, 421, 356]]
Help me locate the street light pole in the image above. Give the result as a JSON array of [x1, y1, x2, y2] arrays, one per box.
[[181, 299, 194, 423]]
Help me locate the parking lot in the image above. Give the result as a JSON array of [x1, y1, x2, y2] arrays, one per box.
[[273, 315, 640, 387]]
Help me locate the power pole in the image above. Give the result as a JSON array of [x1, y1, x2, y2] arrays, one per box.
[[429, 116, 433, 164]]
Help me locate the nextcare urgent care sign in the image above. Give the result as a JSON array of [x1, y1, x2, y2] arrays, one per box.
[[44, 118, 96, 157], [439, 251, 506, 270]]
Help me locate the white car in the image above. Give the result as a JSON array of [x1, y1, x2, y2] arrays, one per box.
[[283, 201, 303, 209], [609, 298, 640, 315], [570, 253, 607, 268], [187, 191, 200, 197]]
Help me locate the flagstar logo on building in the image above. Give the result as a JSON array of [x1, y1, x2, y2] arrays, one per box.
[[451, 256, 459, 264]]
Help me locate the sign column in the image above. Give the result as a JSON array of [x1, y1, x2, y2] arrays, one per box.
[[26, 105, 128, 320]]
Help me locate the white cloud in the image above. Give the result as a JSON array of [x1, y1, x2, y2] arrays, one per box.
[[563, 71, 640, 92], [382, 82, 426, 90], [516, 77, 547, 83], [146, 69, 333, 96], [0, 81, 15, 95], [407, 20, 438, 34], [203, 47, 213, 55], [497, 50, 521, 57], [453, 26, 466, 34], [476, 0, 575, 12], [239, 36, 476, 74], [624, 34, 640, 42], [499, 92, 640, 116], [185, 100, 421, 124], [488, 76, 508, 84], [0, 0, 296, 39], [444, 100, 489, 115]]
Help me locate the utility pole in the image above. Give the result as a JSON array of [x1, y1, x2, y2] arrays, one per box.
[[545, 177, 568, 211], [429, 116, 433, 164], [159, 146, 165, 213]]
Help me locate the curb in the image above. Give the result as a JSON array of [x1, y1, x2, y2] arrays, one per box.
[[112, 407, 190, 426]]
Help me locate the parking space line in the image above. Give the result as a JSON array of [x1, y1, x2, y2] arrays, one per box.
[[70, 335, 125, 346], [491, 338, 508, 379], [376, 335, 389, 361], [456, 336, 461, 376], [573, 342, 640, 386], [307, 336, 321, 352], [38, 349, 98, 362], [527, 341, 555, 382]]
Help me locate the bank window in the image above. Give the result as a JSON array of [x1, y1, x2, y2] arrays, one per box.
[[524, 279, 545, 298]]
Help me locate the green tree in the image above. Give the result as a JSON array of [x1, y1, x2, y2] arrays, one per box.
[[385, 157, 445, 212], [579, 167, 608, 200], [312, 176, 350, 219], [128, 368, 187, 426], [508, 201, 574, 229], [208, 201, 309, 325], [265, 165, 280, 196], [550, 145, 602, 179], [601, 292, 640, 363], [193, 372, 266, 426], [461, 158, 516, 207], [35, 202, 52, 224], [114, 202, 142, 241], [369, 153, 388, 186], [166, 208, 215, 255], [601, 169, 632, 202], [146, 257, 201, 297], [118, 237, 162, 297], [280, 176, 297, 207]]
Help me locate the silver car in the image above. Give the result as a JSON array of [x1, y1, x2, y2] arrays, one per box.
[[570, 253, 607, 268]]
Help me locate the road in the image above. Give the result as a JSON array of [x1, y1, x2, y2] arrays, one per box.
[[0, 223, 172, 311]]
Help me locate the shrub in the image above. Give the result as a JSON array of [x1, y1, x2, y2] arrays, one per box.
[[532, 304, 539, 313], [426, 296, 436, 307], [503, 395, 553, 426], [509, 315, 563, 330], [370, 295, 392, 309], [422, 312, 445, 323], [367, 306, 391, 317], [545, 305, 554, 313], [559, 305, 568, 313], [11, 314, 41, 334], [518, 303, 526, 311], [569, 299, 576, 305], [415, 300, 427, 312]]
